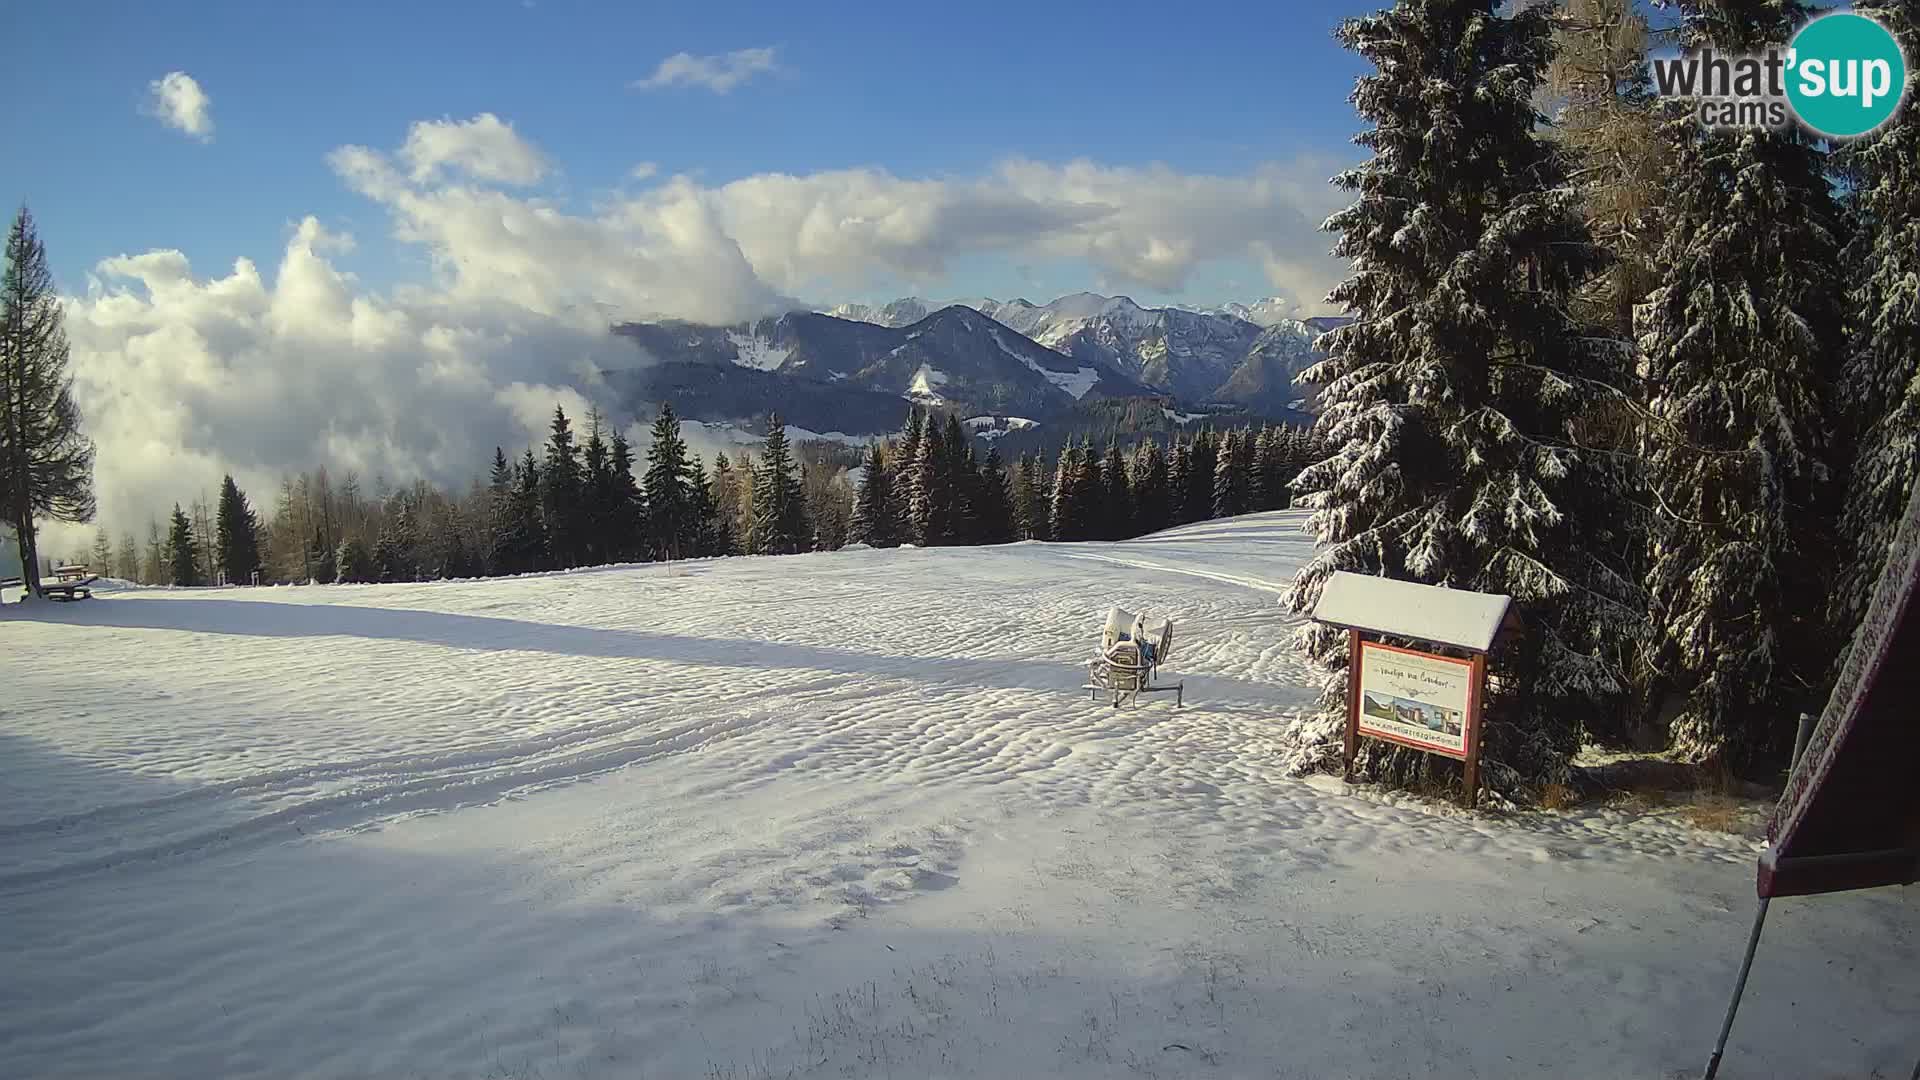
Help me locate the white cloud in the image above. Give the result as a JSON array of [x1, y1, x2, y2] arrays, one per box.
[[631, 47, 778, 94], [145, 72, 213, 142], [628, 161, 660, 182], [50, 113, 1351, 548], [399, 113, 549, 186]]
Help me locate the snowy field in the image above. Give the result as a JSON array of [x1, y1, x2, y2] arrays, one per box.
[[2, 512, 1914, 1079]]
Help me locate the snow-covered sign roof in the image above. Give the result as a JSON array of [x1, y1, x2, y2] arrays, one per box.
[[1309, 571, 1513, 652]]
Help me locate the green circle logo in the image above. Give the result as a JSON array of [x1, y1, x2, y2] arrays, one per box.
[[1786, 13, 1908, 138]]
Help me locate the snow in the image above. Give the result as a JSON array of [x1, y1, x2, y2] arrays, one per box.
[[964, 416, 1040, 441], [992, 328, 1100, 400], [1163, 407, 1210, 424], [725, 331, 792, 372], [678, 418, 878, 452], [1312, 570, 1513, 652], [2, 511, 1915, 1079], [906, 364, 949, 404]]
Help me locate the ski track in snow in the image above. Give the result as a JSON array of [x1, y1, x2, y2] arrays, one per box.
[[1, 511, 1914, 1079]]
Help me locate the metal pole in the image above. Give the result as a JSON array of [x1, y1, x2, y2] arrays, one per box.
[[1702, 896, 1772, 1080], [1791, 712, 1816, 771]]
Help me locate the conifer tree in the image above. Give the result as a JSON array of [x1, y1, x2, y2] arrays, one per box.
[[335, 536, 372, 584], [1133, 439, 1171, 534], [90, 527, 111, 574], [581, 414, 614, 566], [1010, 452, 1046, 540], [609, 432, 645, 560], [166, 503, 200, 586], [706, 449, 739, 557], [1184, 431, 1217, 523], [850, 443, 900, 547], [643, 404, 695, 560], [688, 457, 718, 557], [1638, 1, 1847, 767], [1100, 442, 1131, 539], [1167, 437, 1192, 525], [1830, 0, 1920, 647], [310, 529, 336, 583], [215, 474, 262, 585], [511, 448, 549, 572], [909, 416, 952, 546], [143, 519, 165, 585], [116, 531, 138, 581], [485, 447, 513, 574], [1069, 438, 1103, 539], [976, 448, 1015, 545], [1213, 429, 1251, 519], [1290, 0, 1640, 792], [2, 208, 95, 596], [890, 410, 925, 534], [1049, 443, 1083, 542], [540, 406, 584, 567], [752, 413, 809, 554]]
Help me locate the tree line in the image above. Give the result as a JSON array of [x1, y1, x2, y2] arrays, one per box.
[[91, 404, 1320, 588], [85, 404, 859, 587], [849, 411, 1319, 549], [1288, 0, 1920, 797]]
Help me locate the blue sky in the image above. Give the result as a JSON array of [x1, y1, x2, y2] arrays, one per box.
[[6, 0, 1376, 308]]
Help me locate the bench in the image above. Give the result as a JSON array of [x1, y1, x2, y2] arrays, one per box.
[[42, 575, 98, 602], [54, 564, 90, 583]]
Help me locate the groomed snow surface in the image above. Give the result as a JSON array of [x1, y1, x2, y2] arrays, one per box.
[[2, 512, 1914, 1079]]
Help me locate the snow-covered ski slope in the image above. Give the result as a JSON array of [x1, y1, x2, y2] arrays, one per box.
[[2, 511, 1914, 1079]]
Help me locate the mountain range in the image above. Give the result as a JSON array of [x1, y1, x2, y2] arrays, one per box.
[[606, 293, 1350, 445]]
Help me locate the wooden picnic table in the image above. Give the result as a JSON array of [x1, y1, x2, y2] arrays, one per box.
[[42, 575, 98, 602]]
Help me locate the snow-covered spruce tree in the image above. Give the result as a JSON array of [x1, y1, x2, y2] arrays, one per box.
[[850, 442, 900, 547], [909, 415, 952, 546], [166, 503, 200, 586], [888, 410, 923, 533], [539, 406, 584, 568], [1, 207, 95, 596], [1132, 439, 1171, 534], [215, 474, 261, 585], [752, 413, 809, 555], [1048, 443, 1082, 541], [335, 535, 372, 584], [1010, 452, 1044, 540], [1637, 2, 1848, 769], [1099, 442, 1130, 540], [1289, 0, 1640, 794], [643, 404, 695, 561], [1213, 429, 1252, 519], [1829, 0, 1920, 649], [1166, 437, 1191, 524]]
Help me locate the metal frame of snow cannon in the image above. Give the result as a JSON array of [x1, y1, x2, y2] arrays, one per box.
[[1084, 608, 1181, 708]]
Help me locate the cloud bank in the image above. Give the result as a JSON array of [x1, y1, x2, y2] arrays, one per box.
[[52, 113, 1351, 550]]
